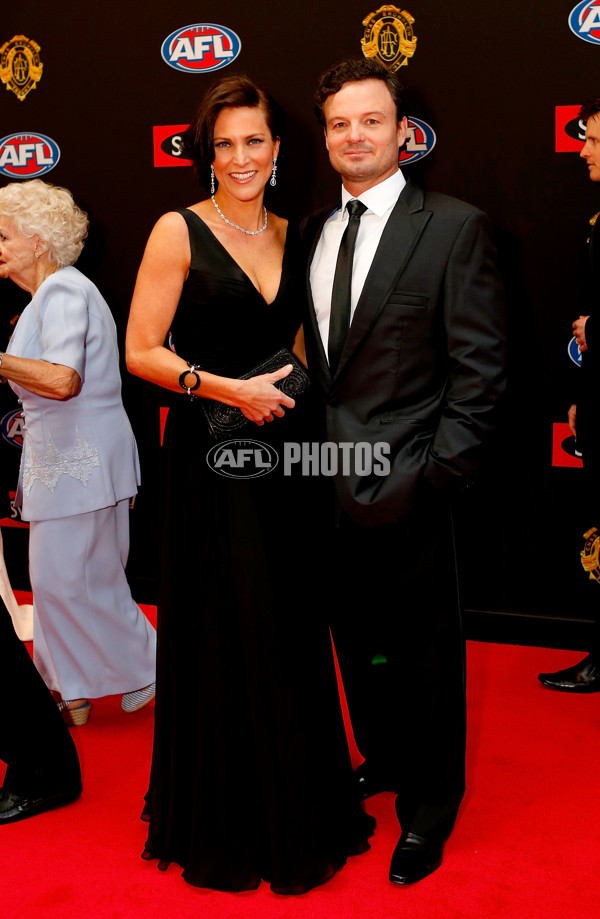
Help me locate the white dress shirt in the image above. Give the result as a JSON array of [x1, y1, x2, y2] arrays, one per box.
[[309, 168, 406, 356]]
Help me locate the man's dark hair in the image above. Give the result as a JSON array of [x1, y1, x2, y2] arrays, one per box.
[[579, 99, 600, 123], [314, 58, 408, 126], [183, 74, 283, 189]]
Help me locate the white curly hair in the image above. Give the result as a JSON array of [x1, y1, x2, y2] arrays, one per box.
[[0, 178, 89, 268]]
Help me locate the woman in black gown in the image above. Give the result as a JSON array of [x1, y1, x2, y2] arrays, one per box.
[[126, 76, 374, 894]]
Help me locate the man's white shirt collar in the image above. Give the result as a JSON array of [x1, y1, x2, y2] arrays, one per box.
[[339, 168, 406, 219]]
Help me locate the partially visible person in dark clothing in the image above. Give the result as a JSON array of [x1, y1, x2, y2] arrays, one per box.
[[0, 593, 81, 823], [539, 98, 600, 693]]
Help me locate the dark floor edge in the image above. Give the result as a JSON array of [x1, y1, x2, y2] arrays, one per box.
[[464, 608, 593, 650]]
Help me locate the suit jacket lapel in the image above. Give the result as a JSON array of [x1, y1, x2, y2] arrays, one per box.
[[334, 179, 431, 379]]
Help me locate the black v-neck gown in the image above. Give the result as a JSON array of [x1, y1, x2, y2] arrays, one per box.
[[142, 209, 374, 894]]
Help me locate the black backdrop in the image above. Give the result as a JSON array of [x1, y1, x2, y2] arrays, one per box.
[[1, 0, 599, 647]]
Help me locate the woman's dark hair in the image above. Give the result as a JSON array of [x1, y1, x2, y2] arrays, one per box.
[[314, 58, 408, 125], [183, 74, 283, 189]]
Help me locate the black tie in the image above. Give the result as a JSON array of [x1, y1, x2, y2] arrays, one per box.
[[328, 199, 367, 374]]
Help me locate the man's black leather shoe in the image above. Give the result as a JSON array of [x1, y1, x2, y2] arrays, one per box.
[[538, 654, 600, 693], [354, 763, 389, 800], [0, 783, 82, 824], [389, 832, 444, 885]]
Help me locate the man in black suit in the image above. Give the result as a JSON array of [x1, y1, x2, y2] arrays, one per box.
[[303, 59, 506, 885], [539, 98, 600, 693], [0, 594, 81, 823]]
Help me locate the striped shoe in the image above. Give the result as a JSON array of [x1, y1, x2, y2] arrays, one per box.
[[121, 682, 156, 713]]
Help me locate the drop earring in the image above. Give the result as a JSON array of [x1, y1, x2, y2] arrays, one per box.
[[210, 164, 215, 195], [270, 157, 277, 187]]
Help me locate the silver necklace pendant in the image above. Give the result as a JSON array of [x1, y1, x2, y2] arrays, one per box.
[[211, 195, 268, 236]]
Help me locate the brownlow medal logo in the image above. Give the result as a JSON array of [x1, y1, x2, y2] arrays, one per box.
[[361, 6, 417, 71], [0, 35, 43, 101], [581, 527, 600, 583]]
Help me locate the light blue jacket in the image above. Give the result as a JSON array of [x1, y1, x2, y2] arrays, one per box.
[[7, 266, 140, 521]]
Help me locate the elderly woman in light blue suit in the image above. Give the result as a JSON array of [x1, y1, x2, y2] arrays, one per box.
[[0, 179, 155, 725]]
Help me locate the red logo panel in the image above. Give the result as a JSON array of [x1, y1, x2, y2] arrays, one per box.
[[153, 125, 192, 168], [552, 422, 583, 468], [555, 105, 585, 152]]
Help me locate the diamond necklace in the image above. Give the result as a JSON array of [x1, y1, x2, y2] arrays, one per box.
[[211, 195, 268, 236]]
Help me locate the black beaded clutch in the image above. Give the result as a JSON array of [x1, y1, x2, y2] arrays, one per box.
[[201, 347, 310, 440]]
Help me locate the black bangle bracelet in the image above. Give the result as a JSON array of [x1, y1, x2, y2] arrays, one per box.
[[179, 362, 201, 396]]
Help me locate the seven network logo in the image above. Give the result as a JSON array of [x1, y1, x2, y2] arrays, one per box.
[[0, 132, 60, 178], [161, 23, 241, 73], [569, 1, 600, 43]]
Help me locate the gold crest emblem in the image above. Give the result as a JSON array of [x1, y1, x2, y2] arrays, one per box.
[[0, 35, 43, 101], [361, 6, 417, 72], [581, 527, 600, 582]]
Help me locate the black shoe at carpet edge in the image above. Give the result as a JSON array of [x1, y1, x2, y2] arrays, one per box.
[[354, 762, 393, 800], [389, 831, 445, 885], [538, 654, 600, 693], [0, 783, 82, 824]]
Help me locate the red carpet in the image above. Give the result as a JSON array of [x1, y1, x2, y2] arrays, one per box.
[[2, 598, 600, 918]]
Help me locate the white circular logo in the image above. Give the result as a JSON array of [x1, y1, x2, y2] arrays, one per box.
[[206, 439, 279, 478]]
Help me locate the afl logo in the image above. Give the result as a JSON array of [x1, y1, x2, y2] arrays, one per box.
[[0, 132, 60, 178], [569, 1, 600, 43], [569, 335, 584, 367], [161, 23, 241, 73], [400, 117, 436, 165], [1, 409, 24, 448], [206, 440, 278, 479]]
